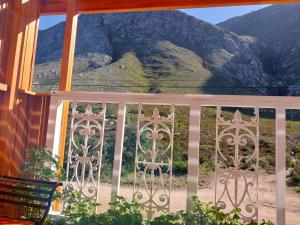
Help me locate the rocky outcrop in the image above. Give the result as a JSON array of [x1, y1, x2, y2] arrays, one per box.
[[219, 3, 300, 95]]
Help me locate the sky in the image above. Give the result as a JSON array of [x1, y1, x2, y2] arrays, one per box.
[[181, 4, 270, 24], [39, 4, 270, 30]]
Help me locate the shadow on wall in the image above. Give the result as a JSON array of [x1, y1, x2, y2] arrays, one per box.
[[0, 94, 50, 176]]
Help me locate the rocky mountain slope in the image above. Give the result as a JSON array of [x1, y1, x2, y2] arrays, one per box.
[[34, 4, 300, 95], [219, 3, 300, 95], [34, 10, 267, 94]]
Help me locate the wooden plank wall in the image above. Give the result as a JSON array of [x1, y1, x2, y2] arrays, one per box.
[[0, 0, 48, 176], [0, 91, 50, 176], [0, 0, 9, 83], [26, 95, 51, 148]]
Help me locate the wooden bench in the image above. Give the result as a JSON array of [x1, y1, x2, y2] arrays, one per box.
[[0, 176, 62, 225]]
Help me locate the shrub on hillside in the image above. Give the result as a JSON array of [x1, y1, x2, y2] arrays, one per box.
[[291, 155, 300, 187], [173, 161, 188, 175]]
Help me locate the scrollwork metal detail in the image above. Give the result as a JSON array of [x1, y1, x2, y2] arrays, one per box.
[[133, 105, 175, 220], [215, 107, 259, 222], [66, 103, 106, 203]]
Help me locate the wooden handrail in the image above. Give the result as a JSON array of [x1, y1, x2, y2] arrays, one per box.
[[18, 89, 51, 96], [0, 83, 8, 92], [18, 88, 36, 96]]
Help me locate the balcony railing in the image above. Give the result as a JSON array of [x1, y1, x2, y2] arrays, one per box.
[[46, 91, 300, 225]]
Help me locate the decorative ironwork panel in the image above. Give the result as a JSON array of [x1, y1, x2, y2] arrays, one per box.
[[133, 105, 175, 220], [66, 103, 106, 203], [215, 107, 259, 222]]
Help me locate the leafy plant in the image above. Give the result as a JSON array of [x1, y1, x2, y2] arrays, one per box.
[[259, 220, 275, 225], [61, 186, 99, 223], [184, 196, 240, 225], [49, 195, 274, 225], [21, 146, 63, 181], [19, 146, 63, 222], [150, 211, 185, 225], [78, 197, 144, 225]]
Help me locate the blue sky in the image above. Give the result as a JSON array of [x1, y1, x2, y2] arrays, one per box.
[[181, 5, 270, 24], [39, 4, 270, 30]]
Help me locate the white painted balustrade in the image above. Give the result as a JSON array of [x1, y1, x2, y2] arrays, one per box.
[[46, 91, 299, 225]]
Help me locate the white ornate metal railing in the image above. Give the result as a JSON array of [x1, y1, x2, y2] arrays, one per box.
[[215, 107, 259, 223], [133, 105, 175, 219], [65, 103, 106, 202], [46, 91, 299, 225]]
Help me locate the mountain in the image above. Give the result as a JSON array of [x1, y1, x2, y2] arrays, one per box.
[[34, 5, 300, 95], [34, 10, 267, 94], [218, 3, 300, 95]]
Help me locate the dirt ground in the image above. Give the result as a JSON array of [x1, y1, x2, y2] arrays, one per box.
[[95, 173, 300, 225]]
